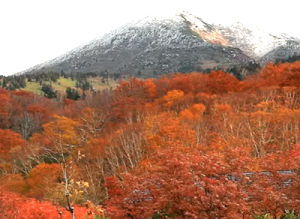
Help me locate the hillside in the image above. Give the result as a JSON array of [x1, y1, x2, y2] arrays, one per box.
[[17, 11, 259, 79], [0, 72, 117, 98], [2, 62, 300, 218], [16, 11, 300, 79], [22, 77, 116, 95], [216, 22, 300, 63]]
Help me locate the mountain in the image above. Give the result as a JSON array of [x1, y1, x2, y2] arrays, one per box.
[[215, 22, 300, 64], [17, 11, 300, 78]]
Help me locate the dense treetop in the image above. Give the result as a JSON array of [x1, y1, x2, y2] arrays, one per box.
[[2, 61, 300, 218]]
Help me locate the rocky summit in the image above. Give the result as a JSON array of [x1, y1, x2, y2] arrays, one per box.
[[17, 11, 300, 79]]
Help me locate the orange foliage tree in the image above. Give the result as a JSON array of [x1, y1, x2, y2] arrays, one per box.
[[106, 148, 249, 219]]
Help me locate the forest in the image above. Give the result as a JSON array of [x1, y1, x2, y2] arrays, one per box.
[[2, 61, 300, 218]]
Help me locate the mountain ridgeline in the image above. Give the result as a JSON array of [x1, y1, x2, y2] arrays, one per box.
[[15, 11, 300, 80]]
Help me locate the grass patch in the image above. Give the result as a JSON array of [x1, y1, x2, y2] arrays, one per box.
[[23, 82, 43, 95], [22, 77, 118, 95], [57, 78, 77, 87], [88, 77, 117, 90]]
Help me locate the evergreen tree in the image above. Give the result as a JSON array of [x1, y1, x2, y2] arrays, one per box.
[[41, 84, 57, 99], [66, 87, 80, 100], [2, 78, 7, 88]]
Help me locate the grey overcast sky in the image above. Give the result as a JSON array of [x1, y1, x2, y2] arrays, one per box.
[[0, 0, 299, 76]]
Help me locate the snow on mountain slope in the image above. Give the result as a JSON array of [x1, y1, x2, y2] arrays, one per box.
[[17, 11, 299, 77], [216, 21, 300, 62]]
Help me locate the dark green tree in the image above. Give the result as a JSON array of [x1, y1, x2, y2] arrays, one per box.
[[41, 84, 57, 99], [66, 87, 80, 100]]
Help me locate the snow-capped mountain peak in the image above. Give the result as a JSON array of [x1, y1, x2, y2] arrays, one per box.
[[17, 11, 300, 78]]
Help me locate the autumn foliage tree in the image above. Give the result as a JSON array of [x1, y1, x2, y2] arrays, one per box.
[[0, 186, 96, 219], [0, 129, 25, 160], [106, 148, 249, 219], [2, 62, 300, 218], [0, 129, 25, 174], [26, 163, 61, 200]]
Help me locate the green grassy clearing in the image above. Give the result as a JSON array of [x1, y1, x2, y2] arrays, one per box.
[[22, 77, 117, 95]]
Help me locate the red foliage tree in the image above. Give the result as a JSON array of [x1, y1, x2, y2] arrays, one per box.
[[0, 186, 96, 219], [106, 149, 249, 219], [0, 129, 25, 160]]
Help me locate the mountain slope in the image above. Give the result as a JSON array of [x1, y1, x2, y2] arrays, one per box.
[[215, 22, 300, 63], [17, 12, 256, 78], [17, 11, 300, 78]]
